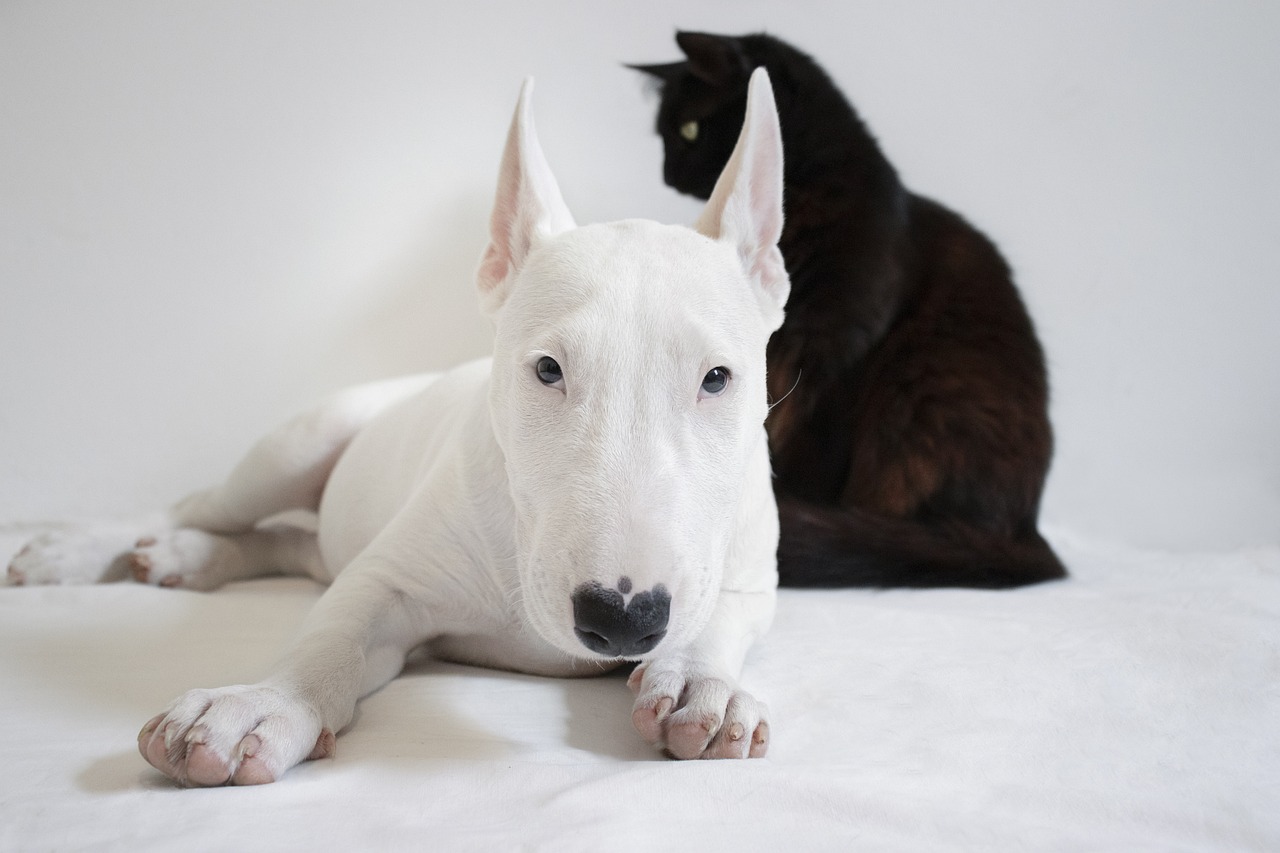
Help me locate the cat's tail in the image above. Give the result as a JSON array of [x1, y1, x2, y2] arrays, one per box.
[[775, 497, 1066, 589]]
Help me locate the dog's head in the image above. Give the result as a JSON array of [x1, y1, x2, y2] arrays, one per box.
[[477, 71, 787, 662]]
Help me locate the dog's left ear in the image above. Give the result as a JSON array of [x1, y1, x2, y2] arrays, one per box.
[[695, 68, 790, 332], [476, 78, 577, 315]]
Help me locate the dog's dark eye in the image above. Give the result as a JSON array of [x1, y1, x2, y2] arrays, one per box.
[[700, 366, 730, 397], [535, 356, 563, 386]]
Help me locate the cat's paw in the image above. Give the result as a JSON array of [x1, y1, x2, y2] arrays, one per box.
[[128, 529, 242, 591], [6, 527, 138, 585], [138, 684, 334, 787], [628, 661, 769, 760]]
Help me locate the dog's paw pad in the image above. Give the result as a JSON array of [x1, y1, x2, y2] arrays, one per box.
[[630, 695, 673, 743], [232, 752, 277, 785], [630, 664, 768, 760], [665, 711, 723, 758], [749, 720, 769, 757], [138, 686, 324, 787], [183, 733, 235, 787]]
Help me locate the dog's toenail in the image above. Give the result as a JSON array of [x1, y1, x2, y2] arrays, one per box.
[[136, 536, 157, 548], [238, 734, 262, 760], [728, 723, 745, 741], [654, 697, 674, 722], [159, 574, 182, 588], [7, 566, 25, 585]]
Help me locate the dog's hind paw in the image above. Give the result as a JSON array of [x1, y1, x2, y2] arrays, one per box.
[[628, 661, 769, 760], [138, 685, 333, 787], [6, 527, 139, 585], [128, 529, 243, 591]]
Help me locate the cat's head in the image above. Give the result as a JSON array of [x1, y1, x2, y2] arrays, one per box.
[[630, 32, 775, 200]]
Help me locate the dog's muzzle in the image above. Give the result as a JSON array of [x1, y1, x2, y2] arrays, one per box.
[[571, 577, 670, 658]]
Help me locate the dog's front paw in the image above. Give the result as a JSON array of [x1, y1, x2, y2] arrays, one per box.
[[627, 661, 769, 760], [138, 685, 334, 787]]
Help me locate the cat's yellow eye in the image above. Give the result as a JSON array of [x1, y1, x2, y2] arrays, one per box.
[[680, 120, 699, 142]]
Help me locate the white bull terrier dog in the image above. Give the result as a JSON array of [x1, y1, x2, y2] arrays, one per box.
[[7, 69, 790, 785]]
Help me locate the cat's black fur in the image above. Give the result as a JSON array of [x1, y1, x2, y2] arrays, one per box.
[[632, 32, 1065, 588]]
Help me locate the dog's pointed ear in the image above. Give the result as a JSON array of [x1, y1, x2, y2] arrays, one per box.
[[675, 31, 750, 87], [476, 78, 576, 315], [695, 68, 789, 332]]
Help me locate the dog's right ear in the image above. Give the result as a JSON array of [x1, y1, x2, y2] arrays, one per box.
[[476, 78, 576, 315]]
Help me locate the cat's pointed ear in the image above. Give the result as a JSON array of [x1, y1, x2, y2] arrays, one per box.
[[625, 60, 688, 87], [476, 78, 576, 315], [695, 68, 789, 331], [675, 31, 750, 87]]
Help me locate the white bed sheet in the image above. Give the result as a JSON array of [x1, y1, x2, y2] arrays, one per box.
[[1, 527, 1276, 851]]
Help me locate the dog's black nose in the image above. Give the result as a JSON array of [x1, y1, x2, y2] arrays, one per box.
[[571, 578, 670, 657]]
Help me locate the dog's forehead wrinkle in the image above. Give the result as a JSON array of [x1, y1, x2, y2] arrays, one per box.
[[506, 222, 763, 380], [531, 220, 747, 304]]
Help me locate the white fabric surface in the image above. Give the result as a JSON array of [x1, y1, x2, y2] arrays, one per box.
[[1, 527, 1276, 851]]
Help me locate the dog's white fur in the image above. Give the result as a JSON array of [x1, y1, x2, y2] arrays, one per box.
[[8, 70, 789, 784]]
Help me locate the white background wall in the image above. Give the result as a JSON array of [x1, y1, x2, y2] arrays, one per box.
[[2, 1, 1277, 551]]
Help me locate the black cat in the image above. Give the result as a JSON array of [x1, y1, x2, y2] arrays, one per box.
[[632, 32, 1065, 588]]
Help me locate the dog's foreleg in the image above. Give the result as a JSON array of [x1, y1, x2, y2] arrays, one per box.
[[628, 588, 776, 760], [137, 563, 429, 785]]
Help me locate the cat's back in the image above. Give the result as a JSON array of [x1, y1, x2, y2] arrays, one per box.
[[897, 194, 1047, 376]]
